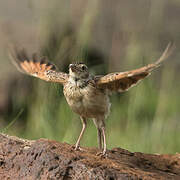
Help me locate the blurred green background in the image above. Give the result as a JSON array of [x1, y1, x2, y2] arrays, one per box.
[[0, 0, 180, 154]]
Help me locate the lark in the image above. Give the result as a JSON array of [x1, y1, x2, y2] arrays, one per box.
[[10, 43, 174, 155]]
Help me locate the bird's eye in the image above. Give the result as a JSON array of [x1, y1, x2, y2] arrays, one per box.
[[81, 65, 86, 71]]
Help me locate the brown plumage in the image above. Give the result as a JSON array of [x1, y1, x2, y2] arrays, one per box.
[[9, 47, 68, 84], [95, 43, 174, 92], [10, 43, 174, 155]]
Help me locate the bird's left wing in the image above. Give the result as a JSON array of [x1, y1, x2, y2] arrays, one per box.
[[95, 43, 174, 92], [9, 47, 69, 84]]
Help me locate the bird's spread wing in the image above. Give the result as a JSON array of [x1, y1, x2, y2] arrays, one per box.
[[95, 43, 174, 92], [9, 47, 69, 84]]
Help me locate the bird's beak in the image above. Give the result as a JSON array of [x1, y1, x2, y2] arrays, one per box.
[[69, 64, 77, 72]]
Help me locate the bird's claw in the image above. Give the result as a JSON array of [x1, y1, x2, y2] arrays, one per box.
[[73, 145, 84, 152], [96, 150, 107, 158]]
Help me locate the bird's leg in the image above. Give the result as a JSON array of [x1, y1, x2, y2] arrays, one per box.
[[74, 116, 87, 150], [93, 118, 107, 156], [93, 118, 102, 150], [101, 126, 107, 155], [97, 128, 103, 150]]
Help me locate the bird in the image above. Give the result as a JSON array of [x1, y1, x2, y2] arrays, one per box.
[[9, 43, 174, 155]]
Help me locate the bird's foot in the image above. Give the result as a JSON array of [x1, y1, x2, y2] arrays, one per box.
[[96, 150, 107, 158], [73, 144, 84, 152]]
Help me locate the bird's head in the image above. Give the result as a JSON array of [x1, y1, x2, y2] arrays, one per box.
[[69, 62, 89, 80]]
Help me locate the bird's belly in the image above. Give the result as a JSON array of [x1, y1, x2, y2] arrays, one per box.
[[63, 84, 110, 118]]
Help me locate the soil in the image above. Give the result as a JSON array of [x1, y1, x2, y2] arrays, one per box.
[[0, 133, 180, 179]]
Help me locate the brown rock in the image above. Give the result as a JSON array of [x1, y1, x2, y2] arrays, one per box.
[[0, 133, 180, 179]]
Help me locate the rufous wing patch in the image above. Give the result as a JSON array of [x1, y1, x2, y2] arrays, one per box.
[[9, 47, 69, 84]]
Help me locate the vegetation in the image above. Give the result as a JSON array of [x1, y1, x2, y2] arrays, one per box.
[[0, 0, 180, 154]]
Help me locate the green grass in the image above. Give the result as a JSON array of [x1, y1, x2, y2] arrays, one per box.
[[1, 0, 180, 154]]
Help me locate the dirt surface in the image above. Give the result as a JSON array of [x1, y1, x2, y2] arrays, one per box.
[[0, 133, 180, 179]]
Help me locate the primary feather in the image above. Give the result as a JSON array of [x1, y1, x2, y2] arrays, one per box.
[[95, 42, 175, 92], [9, 47, 68, 84]]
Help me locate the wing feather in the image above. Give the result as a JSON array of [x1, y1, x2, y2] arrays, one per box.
[[9, 47, 68, 84], [95, 43, 175, 92]]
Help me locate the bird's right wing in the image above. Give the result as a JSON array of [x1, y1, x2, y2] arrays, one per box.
[[9, 47, 69, 84]]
